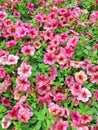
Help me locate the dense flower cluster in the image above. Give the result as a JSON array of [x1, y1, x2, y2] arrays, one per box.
[[0, 0, 98, 130]]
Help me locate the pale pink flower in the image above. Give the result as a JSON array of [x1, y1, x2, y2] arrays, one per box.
[[18, 62, 32, 78], [21, 45, 35, 56], [27, 2, 34, 12], [77, 88, 92, 102], [0, 66, 5, 79], [48, 103, 65, 116], [33, 41, 41, 49], [56, 53, 67, 65], [46, 45, 56, 53], [1, 97, 11, 107], [1, 115, 11, 129], [16, 76, 30, 92], [71, 110, 82, 125], [75, 71, 87, 85], [17, 107, 33, 123], [70, 60, 82, 68], [7, 54, 19, 65], [70, 82, 82, 96], [36, 74, 50, 87], [0, 11, 8, 21], [6, 40, 17, 47], [44, 52, 56, 65], [53, 93, 66, 102]]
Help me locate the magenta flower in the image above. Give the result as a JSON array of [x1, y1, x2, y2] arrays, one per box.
[[0, 66, 5, 79], [71, 110, 82, 125], [44, 52, 56, 65], [27, 2, 34, 12], [53, 93, 66, 102], [1, 97, 11, 107], [6, 40, 17, 47], [36, 74, 50, 87]]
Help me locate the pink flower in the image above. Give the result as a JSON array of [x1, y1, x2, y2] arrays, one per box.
[[38, 94, 52, 104], [17, 107, 33, 123], [33, 41, 41, 49], [42, 30, 53, 41], [56, 52, 67, 65], [49, 66, 58, 80], [94, 90, 98, 101], [71, 110, 82, 125], [46, 45, 56, 53], [75, 71, 87, 85], [64, 76, 75, 87], [90, 11, 98, 25], [4, 19, 13, 27], [48, 103, 65, 116], [6, 54, 19, 65], [53, 93, 66, 102], [90, 72, 98, 84], [13, 11, 21, 18], [18, 62, 32, 78], [70, 82, 82, 96], [63, 46, 74, 58], [37, 85, 50, 95], [0, 66, 5, 78], [36, 74, 50, 87], [44, 52, 56, 65], [27, 2, 34, 12], [0, 11, 8, 21], [1, 115, 11, 129], [4, 75, 11, 87], [16, 76, 30, 92], [70, 60, 82, 68], [21, 45, 35, 56], [81, 115, 92, 124], [1, 97, 11, 107], [16, 26, 27, 38], [28, 28, 39, 39], [51, 118, 68, 130], [49, 38, 60, 47], [6, 40, 17, 47], [80, 59, 91, 70], [59, 32, 69, 43], [77, 88, 92, 102], [7, 25, 16, 37]]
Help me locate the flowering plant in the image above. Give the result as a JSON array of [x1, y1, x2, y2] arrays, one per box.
[[0, 0, 98, 130]]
